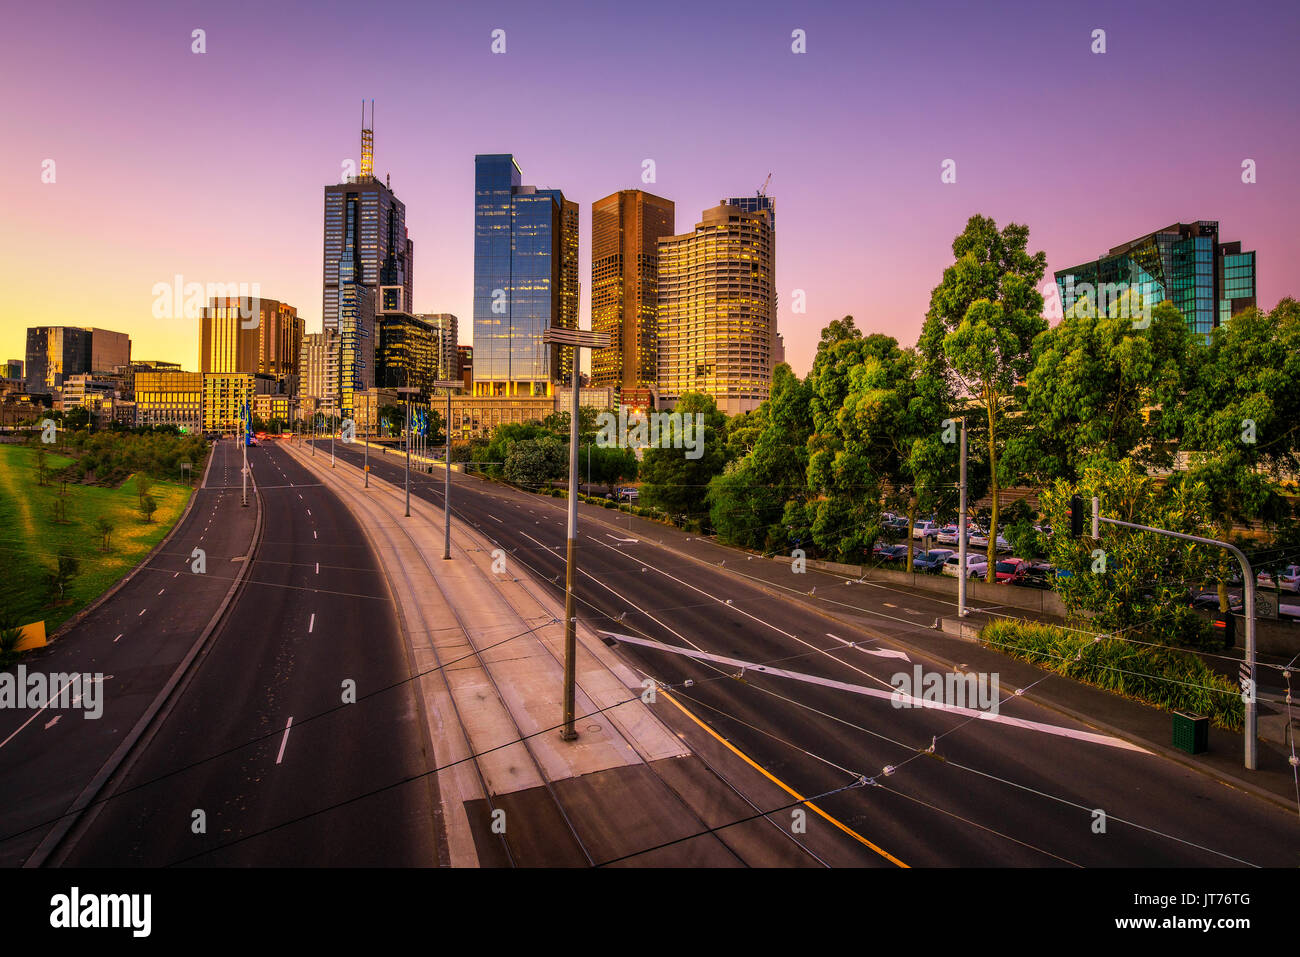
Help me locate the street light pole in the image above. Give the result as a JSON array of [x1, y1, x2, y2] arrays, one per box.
[[364, 392, 369, 489], [396, 385, 418, 518], [1091, 499, 1259, 769], [957, 418, 967, 617], [431, 380, 461, 561], [543, 327, 611, 742]]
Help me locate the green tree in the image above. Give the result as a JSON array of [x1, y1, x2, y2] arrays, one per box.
[[138, 493, 158, 523], [35, 446, 50, 486], [503, 436, 567, 487], [1009, 298, 1195, 485], [95, 516, 115, 552], [1170, 299, 1300, 609], [707, 365, 813, 550], [1042, 459, 1215, 648], [45, 553, 80, 604], [638, 393, 728, 521], [919, 215, 1047, 581]]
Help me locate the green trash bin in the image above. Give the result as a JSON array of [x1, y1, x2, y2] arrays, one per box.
[[1172, 711, 1208, 754]]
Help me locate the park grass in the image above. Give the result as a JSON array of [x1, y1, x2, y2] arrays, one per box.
[[0, 444, 194, 635]]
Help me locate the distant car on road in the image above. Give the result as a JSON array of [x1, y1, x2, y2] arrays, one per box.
[[913, 548, 954, 573], [942, 553, 987, 579]]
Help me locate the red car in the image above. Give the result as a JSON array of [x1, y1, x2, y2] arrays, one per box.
[[994, 557, 1030, 583]]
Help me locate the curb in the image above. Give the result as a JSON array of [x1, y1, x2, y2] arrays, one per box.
[[25, 443, 264, 867]]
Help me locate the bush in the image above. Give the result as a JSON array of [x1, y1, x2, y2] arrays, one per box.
[[602, 499, 616, 509], [980, 620, 1243, 730]]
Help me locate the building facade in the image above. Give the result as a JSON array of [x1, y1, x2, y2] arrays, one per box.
[[472, 154, 575, 397], [421, 313, 459, 382], [25, 327, 91, 393], [202, 373, 256, 433], [656, 203, 776, 416], [89, 328, 131, 373], [135, 371, 203, 431], [1054, 221, 1257, 337], [590, 190, 675, 393], [300, 330, 336, 411]]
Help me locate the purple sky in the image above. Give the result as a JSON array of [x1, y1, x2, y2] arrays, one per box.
[[4, 0, 1297, 377]]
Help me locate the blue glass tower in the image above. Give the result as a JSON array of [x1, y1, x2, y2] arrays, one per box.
[[473, 154, 575, 397]]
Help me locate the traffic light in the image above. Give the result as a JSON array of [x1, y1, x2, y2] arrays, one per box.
[[1069, 494, 1084, 539], [1213, 612, 1236, 649]]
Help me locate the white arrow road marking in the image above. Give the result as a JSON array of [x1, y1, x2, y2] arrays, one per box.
[[827, 633, 911, 661], [276, 717, 293, 764], [600, 631, 1150, 754], [606, 534, 638, 543]]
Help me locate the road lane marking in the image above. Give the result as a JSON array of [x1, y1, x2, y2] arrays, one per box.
[[158, 589, 165, 596], [315, 562, 319, 574], [276, 717, 293, 764], [313, 530, 318, 540], [138, 609, 146, 616], [114, 634, 123, 642], [827, 633, 910, 661], [0, 674, 86, 749], [605, 631, 1149, 753], [489, 515, 502, 523], [308, 613, 315, 633], [657, 689, 908, 867]]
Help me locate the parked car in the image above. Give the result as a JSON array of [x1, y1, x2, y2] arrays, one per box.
[[942, 553, 987, 579], [877, 544, 911, 565], [1257, 564, 1300, 593], [994, 557, 1030, 583], [913, 548, 954, 573], [1017, 561, 1056, 589], [1190, 590, 1244, 612], [617, 487, 639, 502], [912, 520, 940, 540]]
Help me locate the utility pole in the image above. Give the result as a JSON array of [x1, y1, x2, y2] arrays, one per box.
[[396, 385, 418, 518], [330, 411, 335, 468], [1089, 496, 1259, 769], [543, 328, 611, 742], [432, 380, 462, 560], [363, 392, 369, 489], [957, 418, 967, 616]]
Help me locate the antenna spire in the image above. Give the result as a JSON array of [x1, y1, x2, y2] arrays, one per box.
[[360, 98, 375, 181]]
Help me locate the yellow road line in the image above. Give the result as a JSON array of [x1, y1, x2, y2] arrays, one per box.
[[659, 689, 908, 868]]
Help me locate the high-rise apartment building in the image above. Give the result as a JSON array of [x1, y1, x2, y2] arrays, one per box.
[[201, 297, 302, 377], [656, 203, 776, 416], [421, 313, 460, 382], [300, 331, 337, 408], [472, 154, 575, 396], [590, 190, 675, 393], [202, 373, 256, 433], [1054, 221, 1256, 337]]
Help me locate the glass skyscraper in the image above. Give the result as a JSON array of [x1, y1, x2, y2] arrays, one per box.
[[1054, 221, 1256, 337], [472, 154, 577, 397]]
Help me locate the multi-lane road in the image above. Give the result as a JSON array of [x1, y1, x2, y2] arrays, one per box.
[[318, 438, 1300, 867]]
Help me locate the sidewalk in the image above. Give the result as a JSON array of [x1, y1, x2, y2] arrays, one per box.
[[284, 442, 804, 866]]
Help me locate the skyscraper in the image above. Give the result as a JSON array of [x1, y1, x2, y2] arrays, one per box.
[[472, 154, 575, 397], [656, 203, 776, 416], [25, 327, 131, 393], [300, 330, 337, 410], [322, 104, 412, 333], [590, 190, 675, 393], [1054, 221, 1256, 337]]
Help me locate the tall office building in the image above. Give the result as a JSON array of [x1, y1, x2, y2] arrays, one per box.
[[724, 190, 775, 231], [472, 154, 576, 396], [590, 190, 675, 392], [657, 203, 776, 416], [25, 326, 130, 393], [4, 360, 22, 381], [420, 313, 460, 382], [1055, 221, 1256, 337], [322, 104, 412, 333], [201, 297, 302, 377]]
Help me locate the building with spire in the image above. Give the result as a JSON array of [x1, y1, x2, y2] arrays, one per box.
[[322, 102, 413, 415]]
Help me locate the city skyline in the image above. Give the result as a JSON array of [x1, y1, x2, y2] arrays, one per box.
[[5, 0, 1296, 378]]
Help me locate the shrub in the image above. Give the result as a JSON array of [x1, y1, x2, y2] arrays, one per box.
[[980, 620, 1243, 730]]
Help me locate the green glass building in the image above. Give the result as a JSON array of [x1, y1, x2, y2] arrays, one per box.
[[1054, 221, 1256, 336]]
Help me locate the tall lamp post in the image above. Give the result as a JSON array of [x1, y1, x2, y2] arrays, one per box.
[[543, 327, 611, 742], [395, 386, 419, 518], [363, 392, 370, 489], [430, 380, 462, 560]]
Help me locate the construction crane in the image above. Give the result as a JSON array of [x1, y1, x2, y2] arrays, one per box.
[[758, 172, 772, 198]]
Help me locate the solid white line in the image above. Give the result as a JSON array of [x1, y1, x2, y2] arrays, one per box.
[[602, 631, 1149, 753], [275, 717, 293, 764], [308, 613, 315, 633]]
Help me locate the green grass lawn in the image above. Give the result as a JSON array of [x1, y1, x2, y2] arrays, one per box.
[[0, 444, 196, 634]]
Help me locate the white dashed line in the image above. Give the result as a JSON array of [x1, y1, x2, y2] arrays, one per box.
[[313, 530, 318, 540], [158, 589, 165, 596], [308, 613, 315, 633], [275, 717, 293, 765], [138, 609, 146, 617], [113, 634, 123, 643]]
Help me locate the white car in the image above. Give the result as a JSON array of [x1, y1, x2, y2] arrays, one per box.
[[941, 553, 988, 579], [912, 520, 940, 540], [1257, 564, 1300, 593]]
